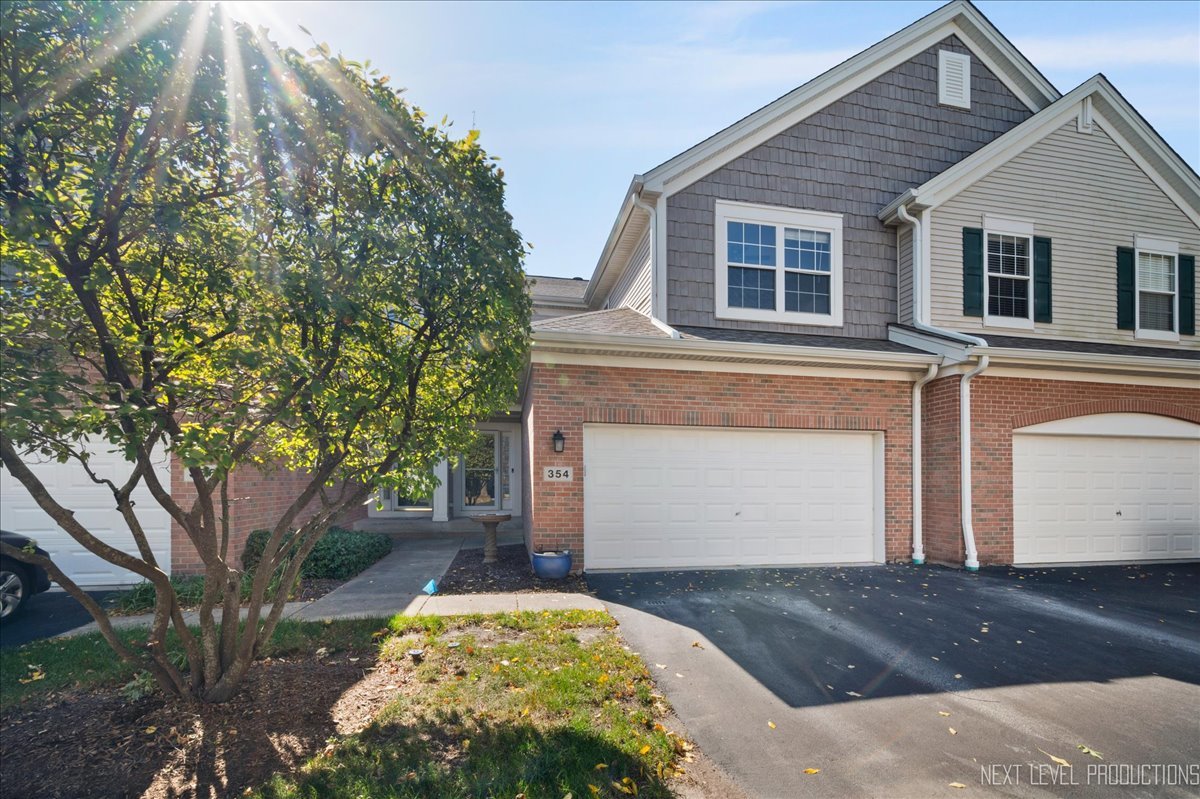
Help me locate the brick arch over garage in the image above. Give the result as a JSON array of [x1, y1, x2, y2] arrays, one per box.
[[1012, 398, 1200, 429], [923, 376, 1200, 567]]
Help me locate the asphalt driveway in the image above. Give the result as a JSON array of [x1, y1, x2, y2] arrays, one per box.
[[0, 590, 116, 649], [589, 562, 1200, 798]]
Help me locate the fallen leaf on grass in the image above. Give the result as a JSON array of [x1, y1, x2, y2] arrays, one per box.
[[803, 768, 820, 775], [1038, 748, 1071, 767], [143, 726, 157, 735], [597, 674, 609, 684], [588, 785, 601, 795], [639, 744, 651, 755], [1077, 745, 1104, 760], [595, 763, 608, 771]]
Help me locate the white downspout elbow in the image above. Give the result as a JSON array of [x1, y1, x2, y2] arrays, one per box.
[[911, 362, 938, 565], [959, 354, 989, 571], [895, 204, 986, 347]]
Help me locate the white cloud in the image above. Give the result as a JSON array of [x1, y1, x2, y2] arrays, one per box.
[[1014, 31, 1200, 68]]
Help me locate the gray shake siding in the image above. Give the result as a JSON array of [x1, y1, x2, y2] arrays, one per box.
[[666, 35, 1032, 338]]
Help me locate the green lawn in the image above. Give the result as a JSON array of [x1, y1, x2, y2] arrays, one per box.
[[259, 610, 685, 799], [3, 611, 690, 798]]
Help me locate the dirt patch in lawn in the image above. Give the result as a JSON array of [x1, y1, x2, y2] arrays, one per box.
[[0, 649, 404, 799], [438, 543, 592, 595]]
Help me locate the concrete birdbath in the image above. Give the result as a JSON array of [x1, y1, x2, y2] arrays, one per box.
[[470, 513, 511, 564]]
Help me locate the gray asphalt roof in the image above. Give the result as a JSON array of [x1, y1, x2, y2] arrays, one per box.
[[532, 308, 669, 337], [527, 275, 588, 300], [675, 326, 928, 353]]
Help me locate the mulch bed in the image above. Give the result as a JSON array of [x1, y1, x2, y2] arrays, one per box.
[[0, 650, 403, 799], [290, 577, 344, 603], [438, 543, 592, 595]]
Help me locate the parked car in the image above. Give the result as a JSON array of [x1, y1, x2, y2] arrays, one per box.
[[0, 530, 53, 620]]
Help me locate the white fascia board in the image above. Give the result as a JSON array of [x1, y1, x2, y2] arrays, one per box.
[[582, 179, 640, 308], [900, 77, 1103, 210], [982, 346, 1200, 377], [888, 325, 972, 362], [532, 330, 939, 370], [640, 3, 1057, 199], [894, 77, 1200, 227]]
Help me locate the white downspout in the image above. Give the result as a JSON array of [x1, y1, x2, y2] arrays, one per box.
[[959, 355, 989, 571], [895, 202, 989, 571], [911, 363, 938, 565], [631, 191, 680, 339]]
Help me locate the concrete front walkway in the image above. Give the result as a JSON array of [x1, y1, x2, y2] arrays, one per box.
[[57, 535, 601, 637]]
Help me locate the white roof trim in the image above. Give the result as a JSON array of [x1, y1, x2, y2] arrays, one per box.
[[532, 329, 938, 370], [878, 75, 1200, 228], [639, 0, 1059, 198]]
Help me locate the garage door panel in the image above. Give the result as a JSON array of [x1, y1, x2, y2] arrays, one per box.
[[584, 425, 878, 570], [1013, 429, 1199, 565], [0, 442, 172, 586]]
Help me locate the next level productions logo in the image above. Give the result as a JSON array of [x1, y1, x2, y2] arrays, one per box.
[[982, 763, 1200, 789]]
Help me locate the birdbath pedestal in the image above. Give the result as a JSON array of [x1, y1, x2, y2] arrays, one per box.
[[471, 513, 511, 564]]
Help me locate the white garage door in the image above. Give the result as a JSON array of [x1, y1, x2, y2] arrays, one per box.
[[0, 442, 172, 586], [1013, 414, 1200, 565], [584, 424, 881, 570]]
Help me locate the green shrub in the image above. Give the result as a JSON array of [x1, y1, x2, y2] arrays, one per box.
[[242, 526, 392, 580], [117, 574, 251, 614]]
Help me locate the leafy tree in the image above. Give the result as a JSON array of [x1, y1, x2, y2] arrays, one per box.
[[0, 1, 529, 701]]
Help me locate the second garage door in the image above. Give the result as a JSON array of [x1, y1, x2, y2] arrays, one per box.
[[1013, 413, 1200, 565], [584, 425, 881, 570]]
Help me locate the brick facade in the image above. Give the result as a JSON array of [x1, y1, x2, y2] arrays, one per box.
[[170, 461, 368, 575], [524, 361, 916, 570], [921, 374, 1200, 566]]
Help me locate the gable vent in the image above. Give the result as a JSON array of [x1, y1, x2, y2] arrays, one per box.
[[938, 50, 971, 109]]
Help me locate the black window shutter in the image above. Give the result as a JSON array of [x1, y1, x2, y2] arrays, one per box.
[[1116, 246, 1135, 330], [1033, 236, 1052, 323], [963, 227, 984, 317], [1181, 253, 1195, 336]]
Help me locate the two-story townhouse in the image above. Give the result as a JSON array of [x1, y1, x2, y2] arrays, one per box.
[[522, 0, 1199, 572]]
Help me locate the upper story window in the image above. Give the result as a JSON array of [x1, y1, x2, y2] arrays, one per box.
[[1134, 235, 1179, 340], [982, 216, 1035, 329], [715, 201, 843, 326]]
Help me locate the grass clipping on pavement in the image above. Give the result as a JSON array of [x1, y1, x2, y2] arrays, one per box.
[[256, 609, 691, 799]]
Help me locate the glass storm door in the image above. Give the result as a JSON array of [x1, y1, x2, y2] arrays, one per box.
[[462, 432, 500, 510]]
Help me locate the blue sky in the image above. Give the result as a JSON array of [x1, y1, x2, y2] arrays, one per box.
[[229, 1, 1200, 279]]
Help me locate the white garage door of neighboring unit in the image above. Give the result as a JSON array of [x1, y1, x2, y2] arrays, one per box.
[[1013, 414, 1200, 565], [584, 424, 881, 571], [0, 442, 172, 587]]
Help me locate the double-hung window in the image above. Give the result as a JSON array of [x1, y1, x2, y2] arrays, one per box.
[[1134, 235, 1179, 340], [716, 201, 843, 326], [983, 216, 1035, 329]]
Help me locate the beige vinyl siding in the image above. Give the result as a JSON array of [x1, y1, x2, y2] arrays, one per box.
[[929, 122, 1200, 347], [898, 227, 914, 325], [607, 230, 652, 315]]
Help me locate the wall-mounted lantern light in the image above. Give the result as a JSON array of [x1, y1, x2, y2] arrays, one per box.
[[552, 429, 565, 453]]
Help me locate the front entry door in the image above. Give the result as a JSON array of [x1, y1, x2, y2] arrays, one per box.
[[461, 432, 500, 510]]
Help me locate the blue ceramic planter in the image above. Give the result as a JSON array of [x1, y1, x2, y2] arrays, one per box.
[[531, 550, 572, 580]]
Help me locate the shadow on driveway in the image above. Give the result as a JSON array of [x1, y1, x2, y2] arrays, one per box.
[[588, 562, 1200, 708], [0, 590, 115, 649]]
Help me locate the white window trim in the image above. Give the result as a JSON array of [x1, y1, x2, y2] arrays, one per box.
[[982, 217, 1036, 330], [714, 200, 844, 326], [938, 50, 971, 109], [1133, 235, 1180, 342]]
